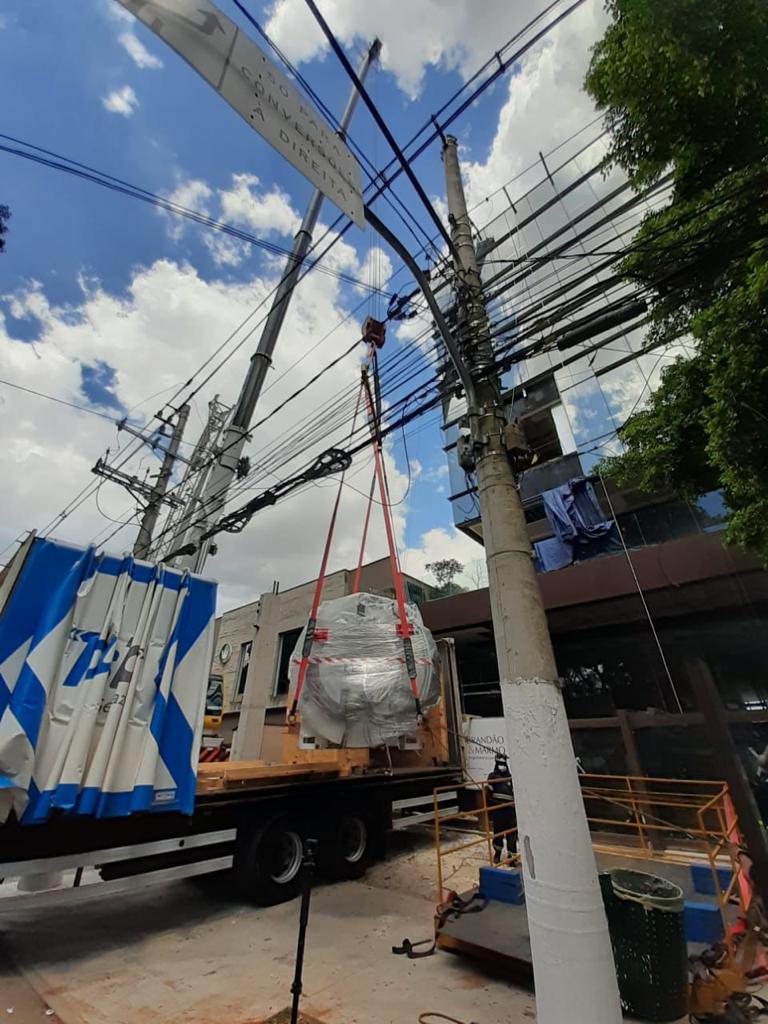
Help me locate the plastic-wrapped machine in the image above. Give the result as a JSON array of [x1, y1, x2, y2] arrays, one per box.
[[290, 592, 440, 748]]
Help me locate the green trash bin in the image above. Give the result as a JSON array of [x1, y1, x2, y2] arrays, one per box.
[[600, 868, 688, 1022]]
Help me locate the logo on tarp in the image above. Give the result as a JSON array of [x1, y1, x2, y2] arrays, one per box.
[[108, 641, 142, 690]]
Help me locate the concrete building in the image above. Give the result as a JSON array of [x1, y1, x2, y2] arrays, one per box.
[[422, 524, 768, 780], [209, 557, 433, 758]]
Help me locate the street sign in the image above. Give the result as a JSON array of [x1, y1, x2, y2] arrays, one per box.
[[117, 0, 364, 227]]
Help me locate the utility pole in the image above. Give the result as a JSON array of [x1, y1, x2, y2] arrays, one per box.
[[133, 404, 190, 559], [159, 395, 230, 561], [175, 39, 382, 573], [93, 404, 191, 559], [441, 136, 621, 1024]]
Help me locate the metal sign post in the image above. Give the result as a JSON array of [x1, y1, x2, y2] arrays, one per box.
[[289, 838, 317, 1024], [117, 0, 364, 226]]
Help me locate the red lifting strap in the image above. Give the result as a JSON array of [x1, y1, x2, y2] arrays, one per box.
[[288, 384, 363, 721], [289, 343, 423, 727], [351, 472, 376, 595], [360, 363, 422, 723]]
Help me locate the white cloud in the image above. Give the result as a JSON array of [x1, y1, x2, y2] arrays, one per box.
[[219, 174, 300, 237], [104, 2, 133, 25], [162, 178, 213, 242], [354, 246, 394, 297], [424, 463, 449, 482], [102, 85, 139, 118], [265, 0, 547, 98], [166, 179, 213, 214], [161, 173, 302, 266], [0, 244, 446, 611], [401, 526, 484, 590], [204, 234, 250, 268], [119, 31, 163, 70]]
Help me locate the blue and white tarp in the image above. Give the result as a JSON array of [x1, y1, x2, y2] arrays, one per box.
[[0, 537, 216, 824]]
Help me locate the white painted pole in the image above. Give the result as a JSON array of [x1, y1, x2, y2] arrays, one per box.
[[442, 135, 621, 1024]]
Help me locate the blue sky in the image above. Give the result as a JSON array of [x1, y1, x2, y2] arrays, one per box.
[[1, 1, 505, 304], [0, 0, 609, 606]]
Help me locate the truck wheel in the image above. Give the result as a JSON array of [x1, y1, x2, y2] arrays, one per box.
[[324, 809, 374, 881], [234, 814, 305, 905]]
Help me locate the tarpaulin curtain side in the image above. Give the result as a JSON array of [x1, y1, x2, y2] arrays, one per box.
[[0, 537, 216, 824]]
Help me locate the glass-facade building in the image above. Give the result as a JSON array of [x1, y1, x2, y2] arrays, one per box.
[[425, 129, 768, 779]]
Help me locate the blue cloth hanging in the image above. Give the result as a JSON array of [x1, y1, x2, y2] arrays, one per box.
[[533, 535, 574, 572], [543, 478, 614, 542], [533, 478, 619, 573]]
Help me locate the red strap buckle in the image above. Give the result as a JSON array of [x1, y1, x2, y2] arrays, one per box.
[[396, 622, 413, 638]]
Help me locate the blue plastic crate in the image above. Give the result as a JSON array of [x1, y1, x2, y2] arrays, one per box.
[[478, 865, 525, 905], [690, 862, 732, 896], [684, 901, 724, 944]]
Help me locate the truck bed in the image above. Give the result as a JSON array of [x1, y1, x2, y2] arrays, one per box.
[[0, 762, 459, 865]]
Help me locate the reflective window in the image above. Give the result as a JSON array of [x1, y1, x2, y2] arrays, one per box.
[[273, 628, 302, 697], [235, 641, 252, 699]]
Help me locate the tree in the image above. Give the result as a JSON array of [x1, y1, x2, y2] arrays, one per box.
[[463, 558, 489, 590], [425, 558, 465, 596], [585, 0, 768, 556], [0, 206, 9, 253]]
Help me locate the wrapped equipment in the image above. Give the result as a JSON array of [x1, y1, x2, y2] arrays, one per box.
[[290, 592, 440, 748]]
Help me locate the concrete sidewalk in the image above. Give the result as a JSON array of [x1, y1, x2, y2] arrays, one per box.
[[0, 874, 536, 1024]]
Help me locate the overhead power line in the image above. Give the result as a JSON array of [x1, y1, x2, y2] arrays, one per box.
[[0, 377, 118, 422], [301, 0, 458, 259], [228, 2, 444, 262], [3, 1, 590, 436], [24, 4, 598, 550], [0, 136, 391, 298]]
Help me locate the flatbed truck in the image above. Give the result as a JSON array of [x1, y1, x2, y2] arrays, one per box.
[[0, 641, 464, 907]]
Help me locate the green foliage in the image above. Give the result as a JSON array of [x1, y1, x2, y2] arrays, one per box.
[[586, 0, 768, 556], [621, 167, 768, 339], [586, 0, 768, 194], [598, 355, 718, 502], [425, 558, 465, 595]]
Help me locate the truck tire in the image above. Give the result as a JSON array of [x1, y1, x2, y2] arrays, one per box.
[[322, 808, 375, 881], [234, 813, 305, 905]]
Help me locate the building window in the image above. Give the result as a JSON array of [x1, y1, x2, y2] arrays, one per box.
[[235, 641, 252, 700], [273, 628, 302, 697], [520, 407, 564, 465], [206, 675, 223, 716]]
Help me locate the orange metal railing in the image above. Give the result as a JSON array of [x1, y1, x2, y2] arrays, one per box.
[[432, 773, 749, 944]]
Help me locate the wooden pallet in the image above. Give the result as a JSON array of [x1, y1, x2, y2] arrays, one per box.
[[196, 758, 343, 794]]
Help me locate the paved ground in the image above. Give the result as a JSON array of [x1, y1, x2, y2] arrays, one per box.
[[0, 830, 537, 1024]]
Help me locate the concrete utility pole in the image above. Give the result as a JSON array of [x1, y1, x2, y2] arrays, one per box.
[[176, 39, 382, 573], [442, 136, 621, 1024], [159, 395, 230, 560], [133, 404, 190, 560]]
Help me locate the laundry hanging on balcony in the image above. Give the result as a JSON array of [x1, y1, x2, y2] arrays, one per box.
[[533, 478, 619, 573]]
